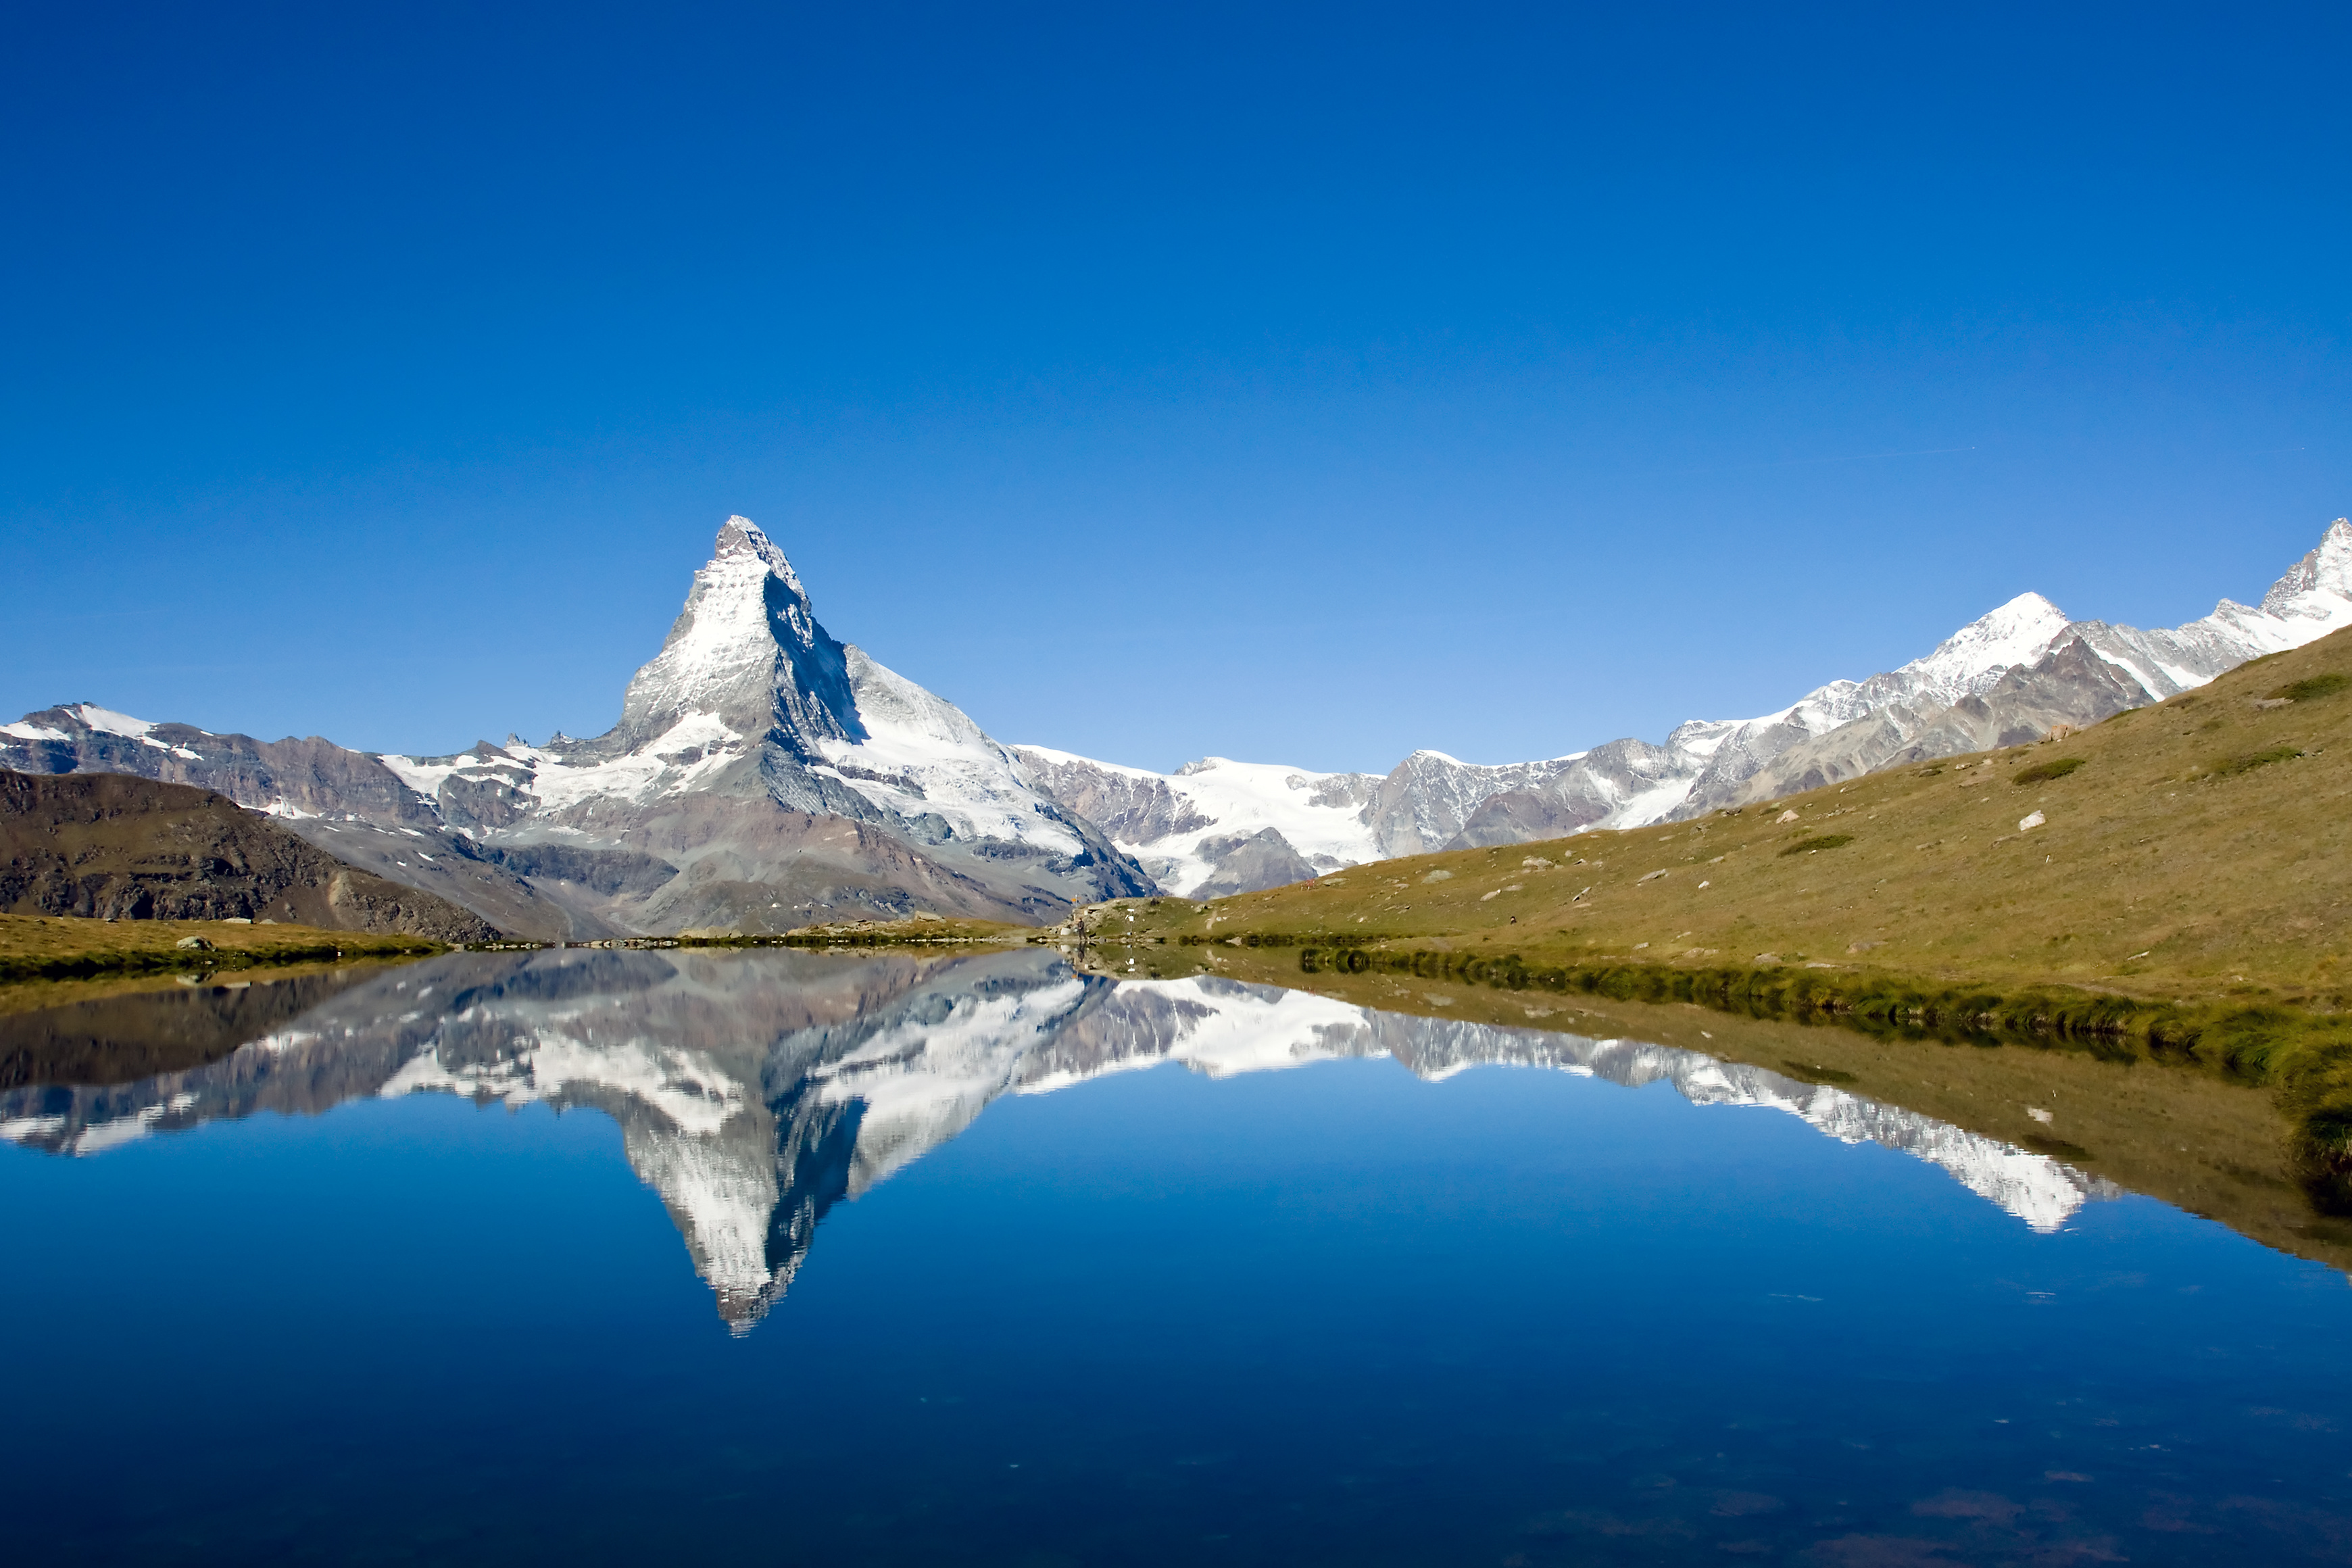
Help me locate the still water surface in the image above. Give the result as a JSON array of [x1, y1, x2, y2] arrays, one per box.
[[4, 948, 2349, 1564]]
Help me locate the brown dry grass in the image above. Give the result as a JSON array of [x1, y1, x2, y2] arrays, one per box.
[[0, 912, 445, 983]]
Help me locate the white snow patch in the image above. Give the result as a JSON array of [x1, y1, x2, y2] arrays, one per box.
[[74, 704, 157, 739]]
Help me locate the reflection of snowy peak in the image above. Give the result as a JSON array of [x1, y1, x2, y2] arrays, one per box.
[[1, 952, 2111, 1333], [2, 518, 1150, 935], [1019, 518, 2352, 885]]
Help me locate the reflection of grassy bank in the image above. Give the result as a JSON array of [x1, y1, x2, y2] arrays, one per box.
[[0, 958, 429, 1087], [0, 913, 449, 984], [1089, 939, 2352, 1275], [1279, 944, 2352, 1211]]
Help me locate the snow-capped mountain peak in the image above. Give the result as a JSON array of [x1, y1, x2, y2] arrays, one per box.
[[2261, 517, 2352, 627], [1889, 590, 2073, 706], [610, 516, 862, 757]]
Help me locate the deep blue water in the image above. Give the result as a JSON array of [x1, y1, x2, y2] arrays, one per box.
[[3, 948, 2348, 1565]]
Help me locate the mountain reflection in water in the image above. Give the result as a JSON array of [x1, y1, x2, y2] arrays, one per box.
[[0, 948, 2120, 1331]]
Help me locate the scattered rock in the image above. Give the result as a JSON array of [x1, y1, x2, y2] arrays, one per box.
[[1754, 952, 1783, 963], [1521, 856, 1554, 868], [1847, 939, 1882, 953], [174, 935, 214, 950], [1775, 808, 1801, 824], [2019, 810, 2046, 831], [1638, 868, 1670, 883], [1419, 869, 1453, 883], [2028, 1108, 2055, 1125]]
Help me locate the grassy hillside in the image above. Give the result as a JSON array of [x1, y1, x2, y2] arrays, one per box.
[[0, 913, 449, 985], [1110, 624, 2352, 998], [1098, 624, 2352, 1198]]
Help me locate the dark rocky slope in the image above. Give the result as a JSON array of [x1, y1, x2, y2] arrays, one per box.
[[0, 770, 501, 942]]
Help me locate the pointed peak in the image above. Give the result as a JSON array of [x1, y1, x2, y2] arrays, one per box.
[[1888, 591, 2074, 702], [714, 514, 768, 555], [710, 514, 805, 588], [1978, 590, 2068, 625], [2261, 517, 2352, 615], [1940, 591, 2070, 644]]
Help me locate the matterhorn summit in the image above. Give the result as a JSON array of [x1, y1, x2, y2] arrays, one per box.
[[606, 516, 864, 758]]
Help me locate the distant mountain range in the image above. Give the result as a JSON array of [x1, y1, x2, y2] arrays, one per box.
[[5, 515, 2347, 926], [1019, 519, 2352, 893]]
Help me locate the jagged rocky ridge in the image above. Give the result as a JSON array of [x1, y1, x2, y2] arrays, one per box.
[[1, 519, 1151, 936], [1019, 518, 2352, 890], [0, 948, 2113, 1329]]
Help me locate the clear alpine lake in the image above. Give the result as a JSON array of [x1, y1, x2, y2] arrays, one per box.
[[4, 947, 2349, 1565]]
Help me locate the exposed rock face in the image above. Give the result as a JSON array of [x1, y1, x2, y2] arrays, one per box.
[[1187, 827, 1321, 899], [1720, 633, 2166, 802], [0, 770, 499, 941], [2, 519, 1152, 933]]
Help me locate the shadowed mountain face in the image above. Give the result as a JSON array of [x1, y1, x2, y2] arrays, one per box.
[[2, 949, 2128, 1331], [0, 770, 499, 940]]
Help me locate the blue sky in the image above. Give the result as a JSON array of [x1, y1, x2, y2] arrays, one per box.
[[4, 3, 2346, 773]]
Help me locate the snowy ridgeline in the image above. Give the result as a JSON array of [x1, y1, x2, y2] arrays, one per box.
[[5, 515, 2351, 919], [0, 950, 2115, 1329]]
